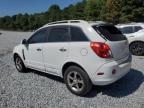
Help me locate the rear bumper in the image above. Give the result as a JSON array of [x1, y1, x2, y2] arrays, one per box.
[[92, 55, 132, 85]]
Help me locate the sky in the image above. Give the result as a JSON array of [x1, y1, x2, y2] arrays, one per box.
[[0, 0, 82, 17]]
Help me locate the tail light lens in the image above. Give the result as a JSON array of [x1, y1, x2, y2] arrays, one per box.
[[90, 42, 112, 58]]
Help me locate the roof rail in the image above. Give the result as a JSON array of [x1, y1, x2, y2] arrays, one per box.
[[44, 20, 88, 26], [47, 21, 69, 25], [88, 21, 106, 23], [117, 22, 144, 26]]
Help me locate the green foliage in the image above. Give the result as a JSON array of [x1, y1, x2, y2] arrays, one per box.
[[120, 0, 144, 22], [85, 0, 106, 20], [105, 0, 122, 24], [47, 5, 62, 22], [0, 0, 144, 31]]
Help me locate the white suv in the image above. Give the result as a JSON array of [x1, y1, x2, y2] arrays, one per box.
[[13, 20, 131, 96], [116, 23, 144, 55]]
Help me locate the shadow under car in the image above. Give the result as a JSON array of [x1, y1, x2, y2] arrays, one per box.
[[25, 68, 143, 98]]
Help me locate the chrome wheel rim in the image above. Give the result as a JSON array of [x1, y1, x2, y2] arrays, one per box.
[[15, 57, 22, 71], [131, 42, 144, 55], [67, 71, 84, 92]]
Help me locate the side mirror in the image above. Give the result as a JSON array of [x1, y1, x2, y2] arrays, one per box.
[[22, 39, 28, 45]]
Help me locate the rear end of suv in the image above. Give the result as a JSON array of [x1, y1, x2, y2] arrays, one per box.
[[13, 20, 131, 96], [90, 23, 131, 85]]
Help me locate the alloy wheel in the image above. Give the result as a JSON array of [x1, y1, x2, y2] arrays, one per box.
[[67, 71, 85, 92], [15, 56, 23, 71], [130, 42, 144, 55]]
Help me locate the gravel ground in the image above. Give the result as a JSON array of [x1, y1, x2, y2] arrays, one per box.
[[0, 30, 144, 108]]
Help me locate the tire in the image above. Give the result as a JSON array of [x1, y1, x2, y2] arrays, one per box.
[[130, 42, 144, 56], [64, 66, 92, 96], [14, 55, 26, 72]]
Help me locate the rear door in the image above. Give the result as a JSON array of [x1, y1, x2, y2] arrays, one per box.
[[43, 26, 69, 74], [93, 25, 129, 60]]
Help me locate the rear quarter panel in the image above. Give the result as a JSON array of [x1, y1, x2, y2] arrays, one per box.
[[61, 42, 113, 81], [126, 31, 144, 43]]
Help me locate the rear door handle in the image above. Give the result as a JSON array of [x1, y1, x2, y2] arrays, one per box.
[[59, 48, 67, 52], [37, 48, 42, 51]]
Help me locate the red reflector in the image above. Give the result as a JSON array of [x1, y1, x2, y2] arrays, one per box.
[[112, 69, 116, 75], [97, 72, 104, 75]]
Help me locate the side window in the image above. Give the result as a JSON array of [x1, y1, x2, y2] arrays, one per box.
[[70, 26, 88, 41], [122, 26, 134, 34], [134, 26, 142, 32], [28, 29, 48, 44], [48, 26, 69, 42]]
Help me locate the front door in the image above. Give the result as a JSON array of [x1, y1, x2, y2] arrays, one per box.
[[24, 29, 48, 71]]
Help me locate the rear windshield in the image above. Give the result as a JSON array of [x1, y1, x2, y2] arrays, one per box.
[[92, 25, 126, 41]]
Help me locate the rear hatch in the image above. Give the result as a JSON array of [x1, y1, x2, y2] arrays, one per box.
[[92, 24, 129, 60]]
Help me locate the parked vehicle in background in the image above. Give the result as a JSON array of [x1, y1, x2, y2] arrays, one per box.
[[116, 23, 144, 56], [13, 20, 131, 96]]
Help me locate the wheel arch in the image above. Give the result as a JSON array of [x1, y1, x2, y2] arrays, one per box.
[[129, 40, 144, 47], [13, 53, 20, 60], [13, 52, 25, 63], [62, 62, 86, 77]]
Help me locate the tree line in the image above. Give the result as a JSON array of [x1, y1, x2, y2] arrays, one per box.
[[0, 0, 144, 31]]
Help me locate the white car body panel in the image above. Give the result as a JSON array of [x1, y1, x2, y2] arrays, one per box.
[[106, 40, 129, 60], [126, 30, 144, 43], [24, 44, 45, 71], [43, 42, 69, 75], [64, 42, 109, 82]]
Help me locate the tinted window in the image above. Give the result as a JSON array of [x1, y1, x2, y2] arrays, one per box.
[[121, 27, 134, 34], [134, 26, 142, 32], [70, 26, 88, 41], [28, 29, 48, 44], [48, 26, 69, 42], [93, 25, 126, 41]]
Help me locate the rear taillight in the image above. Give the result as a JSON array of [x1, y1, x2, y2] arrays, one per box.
[[90, 42, 112, 58]]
